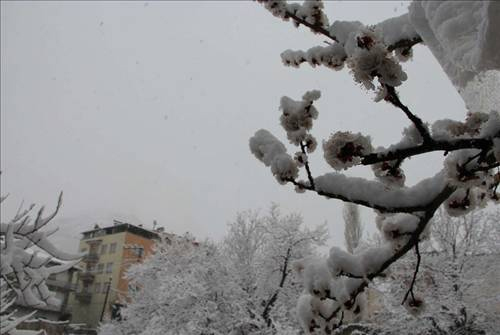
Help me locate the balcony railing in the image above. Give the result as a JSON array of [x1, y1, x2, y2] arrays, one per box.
[[78, 272, 95, 283], [46, 278, 78, 291], [83, 252, 99, 264], [75, 291, 92, 304]]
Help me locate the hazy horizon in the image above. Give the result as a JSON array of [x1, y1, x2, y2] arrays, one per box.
[[1, 1, 469, 252]]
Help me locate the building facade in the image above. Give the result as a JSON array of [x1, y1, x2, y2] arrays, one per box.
[[67, 221, 159, 329]]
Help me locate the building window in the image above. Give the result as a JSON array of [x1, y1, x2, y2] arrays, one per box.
[[95, 282, 101, 293], [102, 281, 110, 293], [109, 243, 117, 254], [130, 246, 144, 258], [100, 244, 107, 255], [97, 263, 104, 274], [106, 262, 113, 273]]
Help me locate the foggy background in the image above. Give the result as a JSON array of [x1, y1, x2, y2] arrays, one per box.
[[1, 1, 467, 252]]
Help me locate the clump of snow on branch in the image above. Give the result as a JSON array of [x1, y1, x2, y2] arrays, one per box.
[[293, 257, 332, 299], [371, 158, 406, 187], [375, 13, 419, 48], [257, 0, 329, 30], [279, 90, 320, 148], [328, 245, 393, 279], [444, 188, 477, 217], [0, 279, 41, 335], [376, 213, 419, 242], [281, 44, 347, 70], [444, 149, 484, 188], [282, 22, 409, 93], [314, 171, 448, 211], [323, 131, 372, 170], [480, 110, 500, 138], [249, 129, 298, 184], [432, 111, 490, 141], [294, 0, 329, 28], [343, 27, 407, 90], [293, 253, 374, 332]]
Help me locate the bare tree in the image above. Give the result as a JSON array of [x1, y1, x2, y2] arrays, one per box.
[[425, 207, 500, 312], [430, 207, 500, 261]]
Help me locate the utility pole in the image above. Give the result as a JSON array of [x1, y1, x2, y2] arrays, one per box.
[[100, 277, 112, 322]]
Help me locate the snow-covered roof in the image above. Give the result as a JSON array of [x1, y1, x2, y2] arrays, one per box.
[[81, 221, 160, 241]]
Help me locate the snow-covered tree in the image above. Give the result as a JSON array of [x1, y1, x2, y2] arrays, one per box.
[[423, 208, 500, 332], [100, 206, 327, 335], [362, 207, 500, 335], [100, 236, 251, 335], [0, 193, 82, 307], [224, 210, 266, 296], [224, 204, 328, 329], [429, 207, 500, 260], [249, 1, 499, 333]]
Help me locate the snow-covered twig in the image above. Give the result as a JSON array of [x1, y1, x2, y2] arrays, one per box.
[[384, 85, 431, 143], [361, 137, 496, 165], [401, 242, 421, 305], [1, 193, 83, 308]]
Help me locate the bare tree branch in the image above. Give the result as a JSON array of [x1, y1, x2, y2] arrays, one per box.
[[401, 242, 421, 305]]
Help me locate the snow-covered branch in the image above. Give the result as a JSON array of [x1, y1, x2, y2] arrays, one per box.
[[1, 279, 41, 335], [249, 1, 499, 333], [257, 0, 423, 55], [1, 193, 83, 309], [360, 137, 496, 166]]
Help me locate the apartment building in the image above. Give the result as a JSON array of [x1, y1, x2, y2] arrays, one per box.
[[67, 220, 160, 329]]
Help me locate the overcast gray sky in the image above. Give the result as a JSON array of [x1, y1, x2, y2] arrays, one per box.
[[1, 1, 468, 252]]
